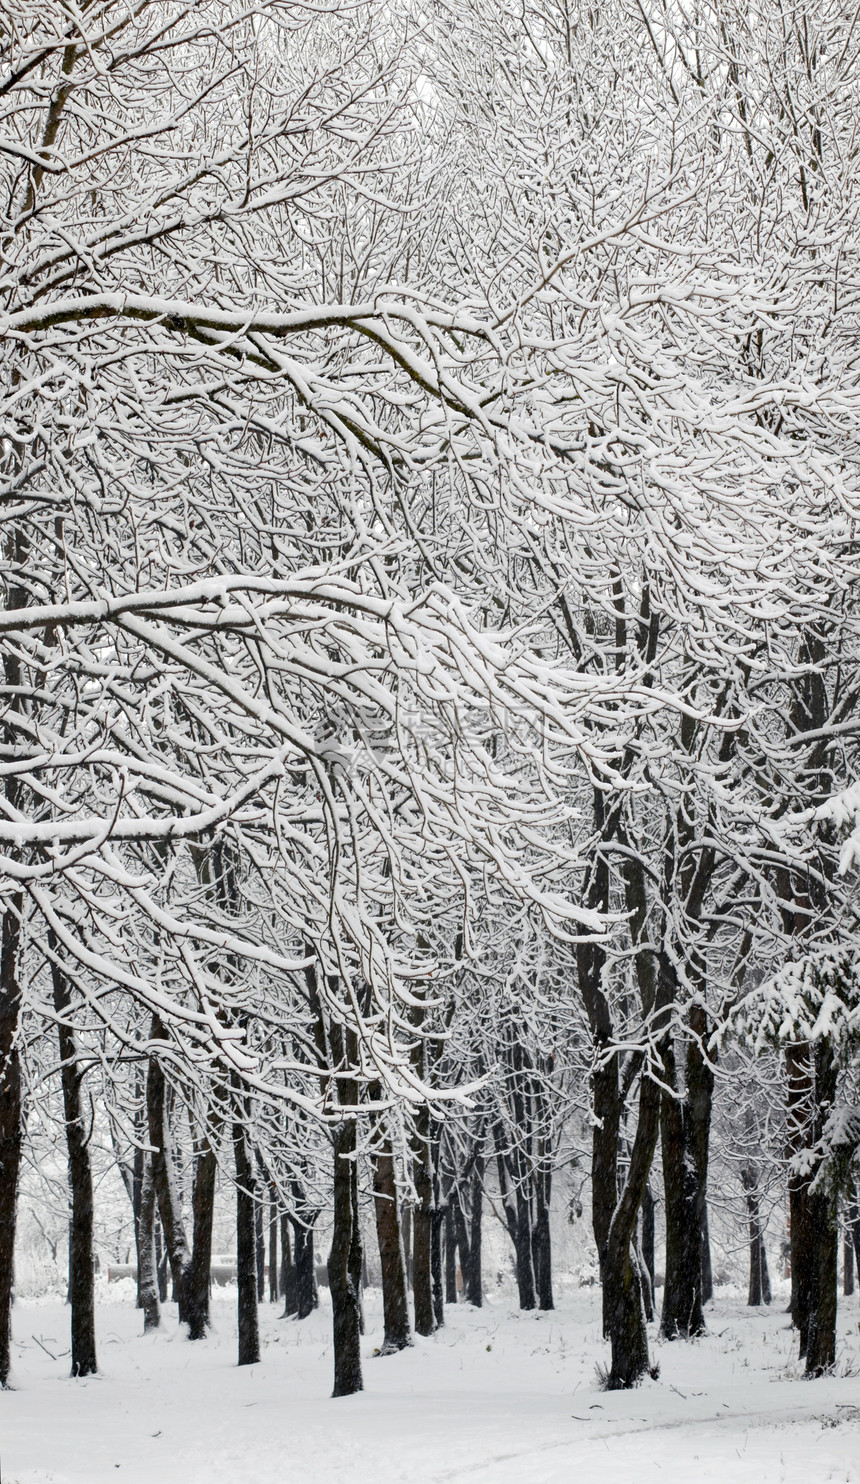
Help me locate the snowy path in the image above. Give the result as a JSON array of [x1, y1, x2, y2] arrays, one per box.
[[3, 1288, 859, 1483]]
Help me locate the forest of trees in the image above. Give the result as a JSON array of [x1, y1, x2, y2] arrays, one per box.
[[1, 0, 860, 1404]]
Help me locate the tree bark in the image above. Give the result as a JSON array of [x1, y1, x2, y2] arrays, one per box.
[[603, 1071, 660, 1388], [0, 898, 23, 1388], [233, 1106, 260, 1366], [269, 1189, 279, 1302], [533, 1161, 553, 1311], [293, 1219, 317, 1319], [660, 1011, 712, 1340], [51, 958, 97, 1376], [444, 1202, 458, 1304], [137, 1153, 160, 1331], [412, 1106, 435, 1335], [786, 1040, 815, 1353], [641, 1182, 656, 1318], [372, 1140, 411, 1352], [146, 1024, 191, 1321], [465, 1153, 483, 1308], [187, 1139, 216, 1340], [805, 1040, 838, 1376], [280, 1214, 297, 1316], [330, 1117, 363, 1396]]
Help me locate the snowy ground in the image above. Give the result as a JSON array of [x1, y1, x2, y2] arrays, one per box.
[[3, 1283, 860, 1484]]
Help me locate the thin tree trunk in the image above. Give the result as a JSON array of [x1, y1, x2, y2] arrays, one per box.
[[0, 897, 23, 1388], [701, 1202, 713, 1305], [444, 1202, 458, 1305], [330, 1118, 363, 1395], [138, 1154, 160, 1331], [431, 1204, 445, 1328], [372, 1140, 411, 1352], [146, 1023, 191, 1321], [348, 1156, 364, 1337], [603, 1072, 660, 1389], [233, 1106, 260, 1366], [412, 1107, 435, 1336], [641, 1182, 656, 1318], [268, 1189, 278, 1302], [293, 1220, 317, 1318], [533, 1162, 554, 1311], [51, 958, 97, 1377], [155, 1220, 168, 1302], [786, 1040, 816, 1354], [805, 1041, 838, 1376], [465, 1154, 483, 1307], [255, 1198, 265, 1303], [280, 1214, 297, 1316], [187, 1140, 216, 1340]]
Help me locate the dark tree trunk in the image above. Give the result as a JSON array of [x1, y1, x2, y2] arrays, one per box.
[[348, 1157, 364, 1336], [155, 1221, 168, 1302], [412, 1108, 435, 1335], [146, 1024, 191, 1321], [280, 1214, 297, 1316], [641, 1182, 655, 1319], [330, 1118, 363, 1396], [786, 1041, 815, 1354], [233, 1110, 260, 1366], [701, 1203, 713, 1305], [138, 1154, 160, 1331], [187, 1141, 216, 1340], [293, 1220, 317, 1318], [0, 897, 23, 1388], [132, 1135, 144, 1310], [660, 1021, 711, 1339], [269, 1190, 279, 1303], [660, 1009, 712, 1340], [533, 1162, 553, 1311], [372, 1141, 411, 1352], [431, 1205, 445, 1328], [465, 1155, 483, 1307], [51, 959, 97, 1377], [444, 1203, 458, 1305], [805, 1040, 838, 1376], [743, 1169, 769, 1307], [844, 1229, 854, 1297], [254, 1198, 265, 1303], [401, 1202, 412, 1286], [603, 1072, 661, 1389]]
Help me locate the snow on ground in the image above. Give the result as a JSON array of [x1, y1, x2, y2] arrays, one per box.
[[3, 1284, 859, 1484]]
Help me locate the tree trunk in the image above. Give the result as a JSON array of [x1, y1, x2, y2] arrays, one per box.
[[465, 1153, 483, 1307], [51, 959, 97, 1377], [660, 1040, 706, 1339], [660, 1010, 712, 1340], [146, 1024, 191, 1321], [293, 1220, 317, 1319], [0, 898, 23, 1388], [603, 1072, 660, 1388], [533, 1162, 553, 1311], [701, 1202, 713, 1305], [805, 1041, 838, 1376], [155, 1220, 168, 1302], [280, 1214, 297, 1316], [330, 1118, 363, 1396], [233, 1109, 260, 1366], [412, 1108, 435, 1336], [641, 1182, 655, 1320], [138, 1154, 160, 1331], [348, 1156, 364, 1336], [444, 1203, 458, 1304], [187, 1141, 216, 1340], [431, 1204, 445, 1328], [786, 1040, 816, 1354], [372, 1141, 411, 1352], [254, 1198, 265, 1303], [269, 1190, 279, 1303]]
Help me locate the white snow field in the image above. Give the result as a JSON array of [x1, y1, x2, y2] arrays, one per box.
[[3, 1285, 859, 1484]]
